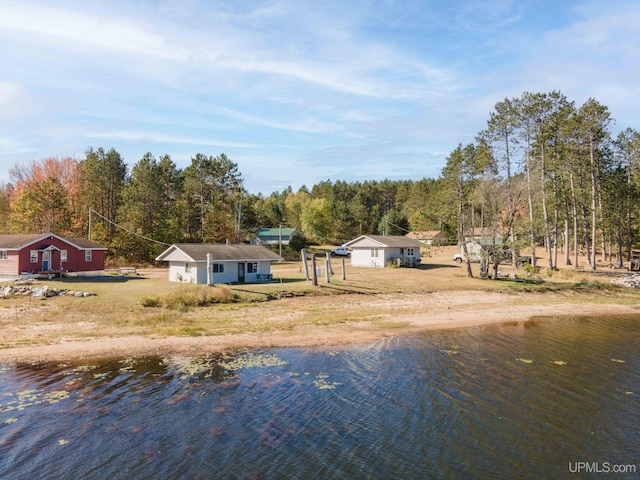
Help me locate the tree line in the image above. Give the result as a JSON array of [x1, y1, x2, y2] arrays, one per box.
[[1, 91, 638, 269], [443, 91, 640, 276]]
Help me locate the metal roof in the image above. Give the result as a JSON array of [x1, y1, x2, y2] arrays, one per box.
[[0, 233, 107, 250], [255, 228, 296, 237], [344, 234, 422, 248], [156, 243, 283, 262]]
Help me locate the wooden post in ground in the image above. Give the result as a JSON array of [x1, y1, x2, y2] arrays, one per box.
[[325, 252, 331, 283], [207, 253, 215, 286], [341, 258, 346, 280], [311, 254, 318, 286], [301, 248, 309, 280]]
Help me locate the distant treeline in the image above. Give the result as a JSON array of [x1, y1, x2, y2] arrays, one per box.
[[0, 91, 638, 269]]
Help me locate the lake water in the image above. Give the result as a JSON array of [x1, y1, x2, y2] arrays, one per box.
[[1, 315, 639, 479]]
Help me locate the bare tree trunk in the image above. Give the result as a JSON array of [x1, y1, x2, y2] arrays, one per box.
[[582, 203, 592, 267], [525, 147, 537, 266], [597, 190, 607, 264], [541, 143, 553, 269], [627, 167, 633, 262], [589, 135, 598, 270], [564, 218, 570, 266], [458, 178, 473, 279], [569, 158, 580, 268], [552, 171, 560, 269]]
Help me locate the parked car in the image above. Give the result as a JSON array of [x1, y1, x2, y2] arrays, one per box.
[[330, 247, 351, 257], [453, 250, 531, 268]]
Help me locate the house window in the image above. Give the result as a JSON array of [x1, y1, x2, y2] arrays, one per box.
[[85, 250, 92, 262], [371, 248, 379, 258], [30, 250, 38, 263], [185, 263, 191, 273], [60, 250, 67, 262], [247, 262, 258, 273], [213, 264, 225, 273], [407, 248, 414, 256], [0, 250, 6, 260]]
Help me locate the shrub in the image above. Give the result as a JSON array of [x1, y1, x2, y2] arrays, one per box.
[[522, 264, 541, 277], [142, 285, 238, 309]]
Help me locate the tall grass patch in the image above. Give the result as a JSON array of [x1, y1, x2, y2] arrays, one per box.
[[141, 285, 238, 310]]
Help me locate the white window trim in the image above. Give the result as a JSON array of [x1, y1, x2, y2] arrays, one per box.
[[30, 250, 38, 263], [0, 250, 7, 260], [61, 250, 67, 262], [84, 250, 92, 262]]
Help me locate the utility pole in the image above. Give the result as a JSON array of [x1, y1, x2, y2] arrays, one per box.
[[88, 208, 93, 241]]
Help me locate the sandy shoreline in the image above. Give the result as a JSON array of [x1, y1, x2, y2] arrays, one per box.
[[1, 295, 637, 364]]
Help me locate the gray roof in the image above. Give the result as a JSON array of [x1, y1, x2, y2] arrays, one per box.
[[344, 234, 422, 248], [158, 243, 283, 262], [0, 233, 107, 250]]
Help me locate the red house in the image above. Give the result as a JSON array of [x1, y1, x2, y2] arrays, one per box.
[[0, 233, 108, 279]]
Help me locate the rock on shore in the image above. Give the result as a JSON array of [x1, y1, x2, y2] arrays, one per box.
[[0, 284, 96, 298], [610, 274, 640, 288]]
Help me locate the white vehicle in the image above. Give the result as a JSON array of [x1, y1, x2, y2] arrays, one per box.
[[453, 242, 531, 267], [330, 247, 351, 257]]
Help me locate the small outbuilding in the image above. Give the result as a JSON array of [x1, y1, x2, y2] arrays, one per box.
[[0, 233, 108, 279], [155, 243, 283, 284], [405, 230, 449, 246], [343, 234, 422, 268], [251, 227, 297, 246]]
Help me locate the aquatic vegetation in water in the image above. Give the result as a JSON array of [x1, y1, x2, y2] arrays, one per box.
[[170, 356, 216, 380], [313, 374, 341, 390], [611, 359, 626, 363], [4, 417, 18, 424], [118, 358, 136, 373], [516, 358, 534, 364], [1, 389, 70, 412], [58, 439, 69, 446], [551, 360, 568, 366], [168, 352, 289, 381], [219, 353, 288, 372]]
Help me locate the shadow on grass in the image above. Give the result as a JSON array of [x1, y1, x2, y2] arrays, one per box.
[[420, 263, 460, 271], [51, 275, 145, 283]]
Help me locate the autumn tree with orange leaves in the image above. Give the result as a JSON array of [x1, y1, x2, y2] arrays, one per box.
[[8, 157, 85, 235]]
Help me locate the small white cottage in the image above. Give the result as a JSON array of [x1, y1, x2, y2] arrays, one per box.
[[343, 234, 422, 268], [155, 244, 283, 284]]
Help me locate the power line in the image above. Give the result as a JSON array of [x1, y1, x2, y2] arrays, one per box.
[[89, 208, 172, 247], [386, 220, 411, 234]]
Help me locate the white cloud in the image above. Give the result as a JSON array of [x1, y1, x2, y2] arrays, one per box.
[[0, 81, 35, 123], [0, 135, 34, 154], [0, 3, 186, 60], [209, 105, 336, 134], [84, 131, 263, 149]]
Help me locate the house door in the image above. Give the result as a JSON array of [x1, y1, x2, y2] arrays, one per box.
[[238, 263, 245, 283], [42, 251, 50, 271]]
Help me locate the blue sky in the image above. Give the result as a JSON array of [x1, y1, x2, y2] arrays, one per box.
[[0, 0, 638, 194]]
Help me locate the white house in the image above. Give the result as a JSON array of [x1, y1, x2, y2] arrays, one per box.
[[155, 244, 283, 284], [251, 227, 297, 246], [343, 235, 423, 268]]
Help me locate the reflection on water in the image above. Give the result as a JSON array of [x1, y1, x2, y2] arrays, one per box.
[[1, 315, 639, 479]]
